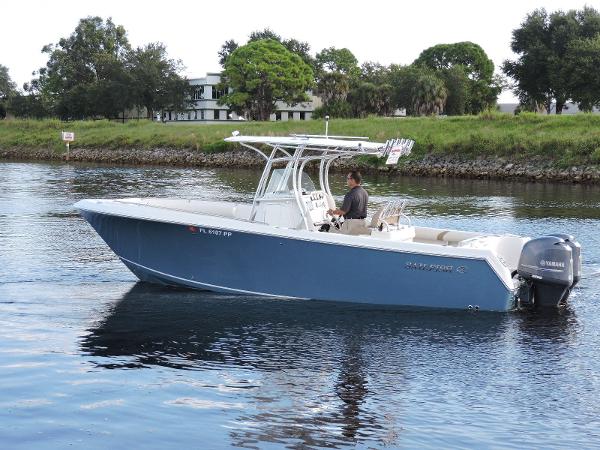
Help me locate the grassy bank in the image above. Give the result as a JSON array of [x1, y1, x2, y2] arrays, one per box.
[[1, 113, 600, 166]]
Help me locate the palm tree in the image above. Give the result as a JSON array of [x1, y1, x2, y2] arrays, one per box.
[[317, 72, 350, 106], [411, 73, 447, 115]]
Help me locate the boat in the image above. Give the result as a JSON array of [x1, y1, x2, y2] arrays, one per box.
[[75, 127, 582, 312]]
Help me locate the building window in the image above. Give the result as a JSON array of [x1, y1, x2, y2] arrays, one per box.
[[275, 111, 281, 121], [212, 86, 227, 99], [193, 87, 204, 100], [299, 112, 305, 120], [200, 110, 205, 120], [214, 110, 220, 120]]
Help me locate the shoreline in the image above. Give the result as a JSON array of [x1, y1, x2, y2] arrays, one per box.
[[1, 147, 600, 183]]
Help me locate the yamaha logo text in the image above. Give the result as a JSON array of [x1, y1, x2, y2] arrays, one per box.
[[540, 260, 565, 268]]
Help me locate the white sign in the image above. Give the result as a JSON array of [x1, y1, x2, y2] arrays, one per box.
[[386, 145, 404, 165], [385, 139, 414, 165], [61, 131, 75, 142]]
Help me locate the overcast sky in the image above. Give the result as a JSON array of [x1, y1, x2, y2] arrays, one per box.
[[2, 0, 598, 102]]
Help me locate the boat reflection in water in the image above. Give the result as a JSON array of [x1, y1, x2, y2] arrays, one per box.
[[81, 283, 579, 448]]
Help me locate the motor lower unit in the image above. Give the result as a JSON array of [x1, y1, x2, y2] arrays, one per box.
[[516, 235, 581, 308]]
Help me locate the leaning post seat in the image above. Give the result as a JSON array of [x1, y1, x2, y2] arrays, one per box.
[[370, 199, 410, 231], [368, 199, 415, 240]]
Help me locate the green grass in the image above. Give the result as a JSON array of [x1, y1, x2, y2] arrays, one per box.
[[2, 113, 600, 166]]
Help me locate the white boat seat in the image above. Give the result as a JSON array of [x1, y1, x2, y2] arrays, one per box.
[[370, 199, 409, 230]]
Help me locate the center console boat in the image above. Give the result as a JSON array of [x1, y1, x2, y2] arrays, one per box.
[[75, 130, 581, 311]]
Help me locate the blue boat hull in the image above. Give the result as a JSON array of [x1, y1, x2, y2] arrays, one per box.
[[80, 211, 515, 311]]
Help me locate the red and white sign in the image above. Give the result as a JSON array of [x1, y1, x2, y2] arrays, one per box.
[[385, 139, 413, 165], [385, 145, 404, 165], [61, 132, 75, 142]]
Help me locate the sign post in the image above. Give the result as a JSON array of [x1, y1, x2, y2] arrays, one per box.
[[61, 131, 75, 161]]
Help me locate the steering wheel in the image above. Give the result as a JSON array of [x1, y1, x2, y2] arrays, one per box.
[[330, 215, 343, 230]]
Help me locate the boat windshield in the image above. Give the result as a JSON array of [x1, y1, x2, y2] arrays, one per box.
[[265, 169, 316, 194]]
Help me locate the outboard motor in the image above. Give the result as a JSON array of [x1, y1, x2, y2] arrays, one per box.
[[517, 235, 578, 308], [548, 233, 582, 286]]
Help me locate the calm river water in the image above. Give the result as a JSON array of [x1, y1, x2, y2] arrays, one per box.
[[1, 161, 600, 449]]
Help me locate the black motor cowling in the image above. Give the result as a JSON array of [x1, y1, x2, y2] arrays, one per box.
[[548, 233, 582, 286], [517, 235, 580, 308]]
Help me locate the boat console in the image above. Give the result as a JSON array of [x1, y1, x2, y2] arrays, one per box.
[[225, 133, 413, 233]]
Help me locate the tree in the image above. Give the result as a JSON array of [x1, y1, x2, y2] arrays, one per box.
[[376, 83, 394, 116], [218, 39, 238, 67], [313, 47, 359, 116], [0, 64, 17, 99], [159, 75, 193, 117], [388, 64, 448, 116], [312, 100, 353, 119], [411, 73, 447, 116], [219, 29, 315, 70], [415, 42, 499, 114], [346, 82, 394, 117], [248, 28, 281, 42], [281, 38, 316, 70], [348, 82, 379, 117], [127, 43, 192, 118], [218, 40, 314, 121], [470, 74, 504, 113], [316, 72, 350, 106], [0, 64, 17, 118], [388, 64, 425, 115], [8, 93, 51, 118], [503, 9, 552, 111], [563, 36, 600, 111], [439, 65, 469, 116], [503, 7, 600, 114], [32, 16, 133, 119], [315, 47, 359, 78], [28, 16, 190, 120], [414, 42, 494, 82], [359, 62, 390, 85]]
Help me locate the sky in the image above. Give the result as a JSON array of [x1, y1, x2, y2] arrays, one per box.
[[2, 0, 599, 103]]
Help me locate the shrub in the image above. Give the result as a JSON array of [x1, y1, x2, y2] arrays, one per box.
[[312, 100, 353, 119]]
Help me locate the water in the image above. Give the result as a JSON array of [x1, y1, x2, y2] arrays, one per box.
[[1, 161, 600, 449]]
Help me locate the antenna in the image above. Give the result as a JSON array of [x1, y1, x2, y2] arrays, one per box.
[[325, 115, 329, 139]]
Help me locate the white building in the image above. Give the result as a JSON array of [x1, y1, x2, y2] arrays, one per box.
[[163, 72, 318, 122], [498, 102, 600, 115]]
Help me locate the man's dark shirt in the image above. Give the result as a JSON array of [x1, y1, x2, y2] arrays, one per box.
[[341, 185, 368, 219]]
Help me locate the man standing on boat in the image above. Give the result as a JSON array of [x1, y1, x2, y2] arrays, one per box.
[[326, 170, 369, 235]]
